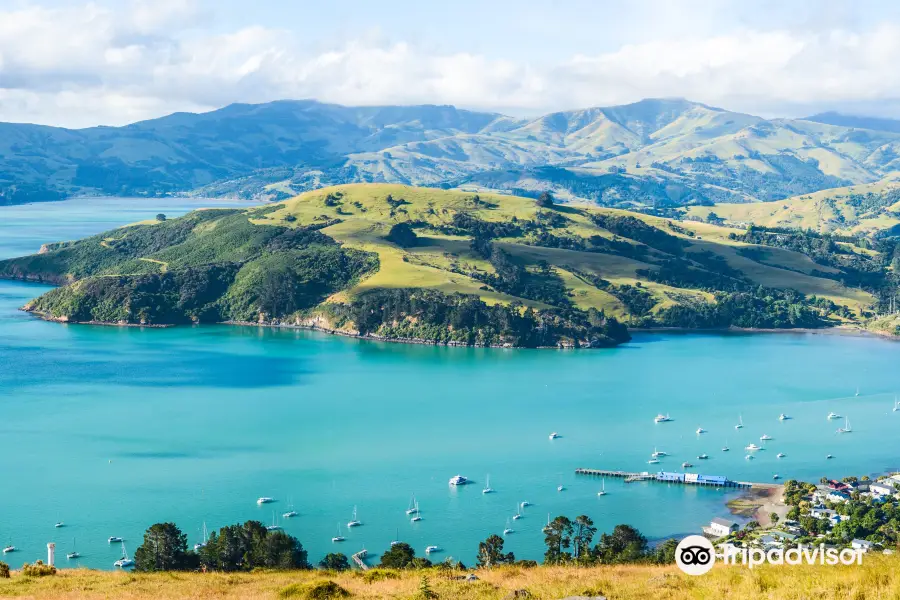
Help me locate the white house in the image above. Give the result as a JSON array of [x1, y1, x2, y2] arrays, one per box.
[[829, 514, 849, 526], [868, 482, 896, 497], [810, 507, 837, 519], [705, 517, 739, 537], [851, 539, 875, 553]]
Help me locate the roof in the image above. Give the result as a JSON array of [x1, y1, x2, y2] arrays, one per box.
[[711, 517, 737, 527], [852, 539, 874, 547]]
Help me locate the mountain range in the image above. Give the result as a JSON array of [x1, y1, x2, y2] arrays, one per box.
[[4, 98, 900, 210]]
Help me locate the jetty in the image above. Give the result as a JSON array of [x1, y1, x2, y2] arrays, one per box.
[[575, 468, 779, 490], [351, 549, 369, 570]]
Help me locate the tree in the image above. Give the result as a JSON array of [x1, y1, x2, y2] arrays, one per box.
[[770, 512, 780, 525], [256, 530, 309, 569], [476, 534, 515, 568], [0, 561, 9, 578], [257, 269, 299, 317], [319, 552, 350, 571], [593, 524, 648, 563], [198, 521, 307, 572], [418, 574, 437, 599], [572, 515, 597, 562], [652, 539, 679, 564], [543, 516, 573, 564], [536, 191, 554, 208], [380, 542, 417, 569], [134, 522, 192, 572], [386, 222, 418, 248], [156, 213, 167, 222]]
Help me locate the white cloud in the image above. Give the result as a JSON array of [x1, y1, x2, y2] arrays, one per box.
[[2, 1, 900, 127]]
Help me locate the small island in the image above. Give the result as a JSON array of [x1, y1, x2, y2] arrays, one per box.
[[0, 183, 889, 348]]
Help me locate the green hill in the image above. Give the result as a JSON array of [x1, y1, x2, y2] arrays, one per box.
[[0, 185, 882, 345]]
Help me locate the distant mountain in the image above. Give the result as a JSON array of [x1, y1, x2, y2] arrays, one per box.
[[804, 111, 900, 134], [3, 98, 900, 210]]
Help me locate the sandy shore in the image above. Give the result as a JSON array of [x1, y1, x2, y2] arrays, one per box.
[[726, 484, 788, 526]]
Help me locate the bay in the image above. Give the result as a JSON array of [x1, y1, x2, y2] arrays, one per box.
[[1, 197, 898, 569]]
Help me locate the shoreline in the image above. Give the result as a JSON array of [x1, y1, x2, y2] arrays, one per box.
[[16, 305, 900, 346], [725, 484, 788, 527]]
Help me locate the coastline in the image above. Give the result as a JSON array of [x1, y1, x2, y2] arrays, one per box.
[[726, 484, 788, 527]]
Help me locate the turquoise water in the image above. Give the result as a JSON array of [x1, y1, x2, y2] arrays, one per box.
[[1, 198, 900, 569]]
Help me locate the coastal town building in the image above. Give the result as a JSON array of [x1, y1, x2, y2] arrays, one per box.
[[851, 539, 875, 552], [704, 517, 739, 538]]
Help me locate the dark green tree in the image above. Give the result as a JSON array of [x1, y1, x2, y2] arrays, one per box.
[[386, 223, 418, 248], [652, 539, 679, 564], [572, 515, 597, 562], [476, 534, 515, 568], [543, 516, 574, 564], [379, 542, 417, 569], [156, 213, 167, 222], [319, 552, 350, 571], [593, 524, 648, 563], [133, 522, 192, 572], [536, 191, 554, 208]]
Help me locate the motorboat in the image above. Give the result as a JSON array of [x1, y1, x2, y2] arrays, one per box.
[[448, 475, 469, 486], [256, 497, 275, 505], [654, 414, 672, 423]]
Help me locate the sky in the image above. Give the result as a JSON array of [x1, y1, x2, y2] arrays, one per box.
[[2, 0, 900, 127]]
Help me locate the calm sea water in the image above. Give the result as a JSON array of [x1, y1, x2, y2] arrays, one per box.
[[1, 197, 899, 569]]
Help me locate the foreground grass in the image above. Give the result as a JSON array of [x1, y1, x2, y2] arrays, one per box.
[[2, 555, 899, 600]]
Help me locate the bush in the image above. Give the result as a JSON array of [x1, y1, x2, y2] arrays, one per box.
[[22, 560, 56, 576], [279, 580, 349, 600], [0, 561, 9, 578]]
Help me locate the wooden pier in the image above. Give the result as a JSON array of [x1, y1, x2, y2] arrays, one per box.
[[352, 549, 369, 570], [575, 468, 772, 489]]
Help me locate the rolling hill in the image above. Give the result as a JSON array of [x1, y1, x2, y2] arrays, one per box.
[[5, 99, 900, 213], [0, 185, 881, 346]]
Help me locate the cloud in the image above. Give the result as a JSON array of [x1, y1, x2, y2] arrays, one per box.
[[2, 1, 900, 127]]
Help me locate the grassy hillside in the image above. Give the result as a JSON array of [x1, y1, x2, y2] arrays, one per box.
[[0, 184, 879, 343], [686, 176, 900, 235], [1, 557, 898, 599]]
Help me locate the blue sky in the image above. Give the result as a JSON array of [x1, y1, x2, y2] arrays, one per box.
[[2, 0, 900, 126]]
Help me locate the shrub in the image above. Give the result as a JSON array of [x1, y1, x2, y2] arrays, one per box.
[[22, 560, 56, 576], [279, 580, 350, 600], [0, 561, 9, 578]]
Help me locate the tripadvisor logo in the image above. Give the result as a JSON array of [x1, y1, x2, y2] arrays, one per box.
[[675, 535, 864, 575]]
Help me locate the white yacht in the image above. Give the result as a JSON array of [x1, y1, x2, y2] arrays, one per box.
[[557, 484, 565, 492], [282, 509, 298, 519], [773, 474, 781, 480], [331, 523, 345, 543], [735, 415, 744, 429], [722, 441, 730, 452], [647, 458, 660, 464], [682, 461, 693, 468], [826, 454, 834, 459], [410, 501, 422, 522], [696, 427, 706, 434], [745, 454, 754, 460], [778, 413, 789, 421], [256, 497, 275, 505], [855, 386, 860, 397], [549, 432, 561, 440], [406, 495, 419, 515], [697, 453, 709, 460], [512, 504, 522, 520], [893, 398, 899, 412], [542, 514, 551, 533], [837, 417, 852, 434], [520, 501, 531, 508], [448, 475, 469, 486], [55, 522, 64, 528], [108, 536, 123, 543], [67, 538, 80, 560], [2, 544, 15, 554], [651, 447, 668, 458], [654, 414, 672, 423], [482, 475, 494, 494], [827, 411, 841, 420], [113, 542, 134, 568], [777, 452, 786, 458], [425, 545, 441, 554], [266, 512, 282, 531], [760, 434, 773, 441], [597, 479, 607, 496], [503, 518, 514, 535], [745, 443, 761, 451], [194, 522, 209, 551], [347, 506, 362, 528]]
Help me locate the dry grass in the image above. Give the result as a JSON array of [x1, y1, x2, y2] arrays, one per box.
[[2, 555, 899, 599]]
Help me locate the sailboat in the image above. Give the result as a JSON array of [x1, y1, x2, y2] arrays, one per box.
[[55, 516, 65, 528], [512, 504, 522, 520], [2, 540, 15, 554], [113, 541, 134, 568], [734, 415, 743, 430], [503, 517, 514, 535], [66, 538, 80, 560], [194, 522, 209, 551], [266, 511, 282, 531], [855, 386, 860, 397], [722, 440, 730, 452], [482, 475, 494, 494], [391, 529, 402, 546], [837, 417, 852, 434], [347, 506, 362, 528], [331, 523, 345, 542], [651, 447, 668, 458], [405, 495, 418, 515], [894, 397, 899, 412], [597, 479, 607, 496], [410, 501, 422, 522], [282, 499, 298, 519], [557, 475, 565, 492], [542, 513, 551, 533]]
